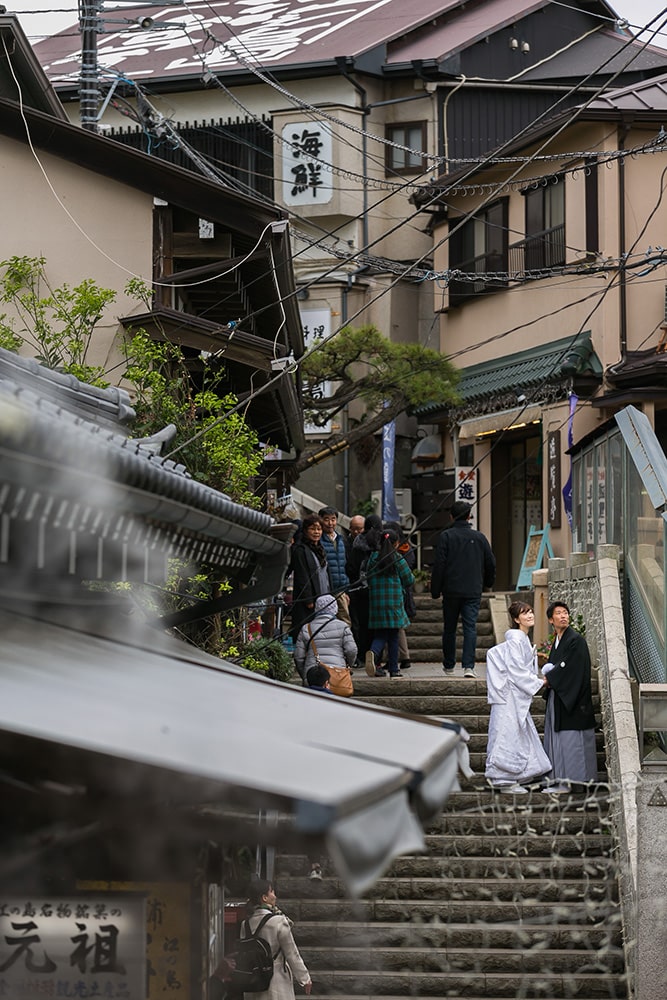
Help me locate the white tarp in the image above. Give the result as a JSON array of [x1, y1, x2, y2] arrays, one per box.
[[0, 605, 460, 895]]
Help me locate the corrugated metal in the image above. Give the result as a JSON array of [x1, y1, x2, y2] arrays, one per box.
[[446, 87, 579, 163]]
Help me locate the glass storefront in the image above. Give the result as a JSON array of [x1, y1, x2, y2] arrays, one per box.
[[571, 409, 667, 682]]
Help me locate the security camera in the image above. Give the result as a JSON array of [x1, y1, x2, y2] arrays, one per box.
[[516, 393, 527, 404], [136, 16, 154, 29]]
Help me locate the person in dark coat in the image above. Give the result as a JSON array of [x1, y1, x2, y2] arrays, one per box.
[[288, 514, 329, 643], [430, 501, 496, 679], [541, 600, 597, 789], [347, 514, 382, 666]]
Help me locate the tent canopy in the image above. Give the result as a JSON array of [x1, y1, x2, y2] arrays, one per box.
[[0, 603, 461, 895]]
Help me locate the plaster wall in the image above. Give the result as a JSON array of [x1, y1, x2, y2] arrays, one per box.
[[430, 119, 667, 560], [0, 135, 153, 374]]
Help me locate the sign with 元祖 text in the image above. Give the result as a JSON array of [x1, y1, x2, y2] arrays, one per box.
[[78, 881, 191, 998], [0, 894, 145, 999]]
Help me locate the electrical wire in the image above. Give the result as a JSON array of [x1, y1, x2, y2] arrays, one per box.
[[10, 3, 667, 472]]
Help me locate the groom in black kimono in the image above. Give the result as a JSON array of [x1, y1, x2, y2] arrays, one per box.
[[542, 600, 597, 789]]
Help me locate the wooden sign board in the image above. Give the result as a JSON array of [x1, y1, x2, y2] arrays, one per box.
[[516, 524, 554, 588]]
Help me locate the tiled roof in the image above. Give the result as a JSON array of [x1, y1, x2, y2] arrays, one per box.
[[415, 332, 601, 416], [0, 348, 292, 599]]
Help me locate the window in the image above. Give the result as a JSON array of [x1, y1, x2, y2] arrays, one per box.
[[447, 199, 508, 306], [385, 122, 427, 175], [510, 175, 565, 272]]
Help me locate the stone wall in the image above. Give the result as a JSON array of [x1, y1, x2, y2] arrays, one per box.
[[543, 549, 639, 997]]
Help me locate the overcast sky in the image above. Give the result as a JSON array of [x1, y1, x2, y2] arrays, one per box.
[[6, 0, 667, 48]]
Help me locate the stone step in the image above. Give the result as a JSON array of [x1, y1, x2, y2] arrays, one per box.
[[279, 894, 618, 922], [293, 920, 622, 949], [300, 943, 625, 973], [465, 751, 608, 773], [350, 676, 600, 696], [279, 876, 618, 906], [303, 969, 625, 996], [277, 594, 623, 1000]]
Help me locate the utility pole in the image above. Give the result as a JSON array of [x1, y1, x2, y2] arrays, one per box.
[[79, 0, 102, 132], [77, 2, 185, 133]]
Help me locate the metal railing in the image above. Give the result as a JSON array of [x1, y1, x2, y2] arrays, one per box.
[[508, 224, 565, 274], [448, 250, 508, 305]]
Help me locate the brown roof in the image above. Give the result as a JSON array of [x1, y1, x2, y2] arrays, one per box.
[[586, 70, 667, 110], [34, 0, 619, 86]]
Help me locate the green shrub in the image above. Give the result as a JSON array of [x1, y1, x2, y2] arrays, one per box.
[[237, 637, 295, 683]]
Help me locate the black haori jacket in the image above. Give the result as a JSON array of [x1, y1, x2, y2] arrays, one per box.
[[544, 626, 596, 731]]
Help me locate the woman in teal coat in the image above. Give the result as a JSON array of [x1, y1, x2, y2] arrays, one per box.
[[364, 528, 414, 677]]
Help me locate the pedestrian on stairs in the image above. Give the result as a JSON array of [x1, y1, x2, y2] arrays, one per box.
[[430, 501, 496, 678], [485, 601, 551, 794], [365, 528, 414, 678], [347, 514, 382, 666], [242, 878, 312, 1000], [375, 520, 416, 671], [288, 514, 329, 645], [541, 600, 597, 788]]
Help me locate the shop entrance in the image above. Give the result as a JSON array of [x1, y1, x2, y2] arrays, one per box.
[[490, 431, 543, 590]]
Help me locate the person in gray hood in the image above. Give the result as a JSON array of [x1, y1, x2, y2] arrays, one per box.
[[294, 594, 358, 683]]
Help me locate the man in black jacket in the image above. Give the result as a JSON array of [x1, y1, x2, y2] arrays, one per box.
[[430, 501, 496, 678], [541, 600, 597, 789]]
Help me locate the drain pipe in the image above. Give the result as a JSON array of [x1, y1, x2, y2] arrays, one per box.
[[335, 56, 369, 252], [618, 120, 631, 358]]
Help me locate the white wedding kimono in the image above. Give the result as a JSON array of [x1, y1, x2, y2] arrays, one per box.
[[485, 628, 551, 786]]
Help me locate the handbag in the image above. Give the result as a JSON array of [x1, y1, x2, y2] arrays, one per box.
[[307, 625, 354, 697]]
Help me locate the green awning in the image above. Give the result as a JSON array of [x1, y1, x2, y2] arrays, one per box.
[[416, 333, 601, 418]]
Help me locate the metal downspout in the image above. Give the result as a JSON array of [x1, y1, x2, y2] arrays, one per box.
[[618, 122, 630, 358], [335, 56, 369, 252]]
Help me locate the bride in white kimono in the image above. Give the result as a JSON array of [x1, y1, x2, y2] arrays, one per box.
[[485, 601, 551, 793]]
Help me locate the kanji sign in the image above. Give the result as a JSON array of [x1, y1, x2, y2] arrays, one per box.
[[547, 430, 561, 528], [455, 467, 478, 529], [300, 307, 333, 435], [0, 895, 145, 998], [281, 122, 333, 206]]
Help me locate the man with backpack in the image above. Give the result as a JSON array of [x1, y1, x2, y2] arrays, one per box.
[[223, 877, 311, 1000]]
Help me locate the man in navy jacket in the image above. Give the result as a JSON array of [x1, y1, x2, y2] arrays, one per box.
[[319, 506, 351, 624], [430, 501, 496, 678]]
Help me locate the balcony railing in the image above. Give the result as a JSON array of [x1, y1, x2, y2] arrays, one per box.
[[508, 224, 565, 275], [448, 249, 508, 306]]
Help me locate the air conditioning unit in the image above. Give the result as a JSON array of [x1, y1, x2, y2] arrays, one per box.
[[371, 489, 413, 520]]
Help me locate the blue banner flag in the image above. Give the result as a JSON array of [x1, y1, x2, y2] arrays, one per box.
[[382, 416, 400, 523], [561, 392, 578, 527]]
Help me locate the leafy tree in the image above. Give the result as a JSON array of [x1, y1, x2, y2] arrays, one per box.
[[0, 257, 264, 507], [122, 329, 263, 507], [0, 255, 115, 386], [296, 324, 461, 474]]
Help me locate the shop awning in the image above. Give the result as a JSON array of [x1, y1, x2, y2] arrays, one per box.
[[458, 404, 542, 440], [0, 604, 460, 896], [415, 332, 602, 421]]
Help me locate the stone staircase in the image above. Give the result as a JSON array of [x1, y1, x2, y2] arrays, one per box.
[[275, 670, 628, 999], [406, 592, 495, 664]]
